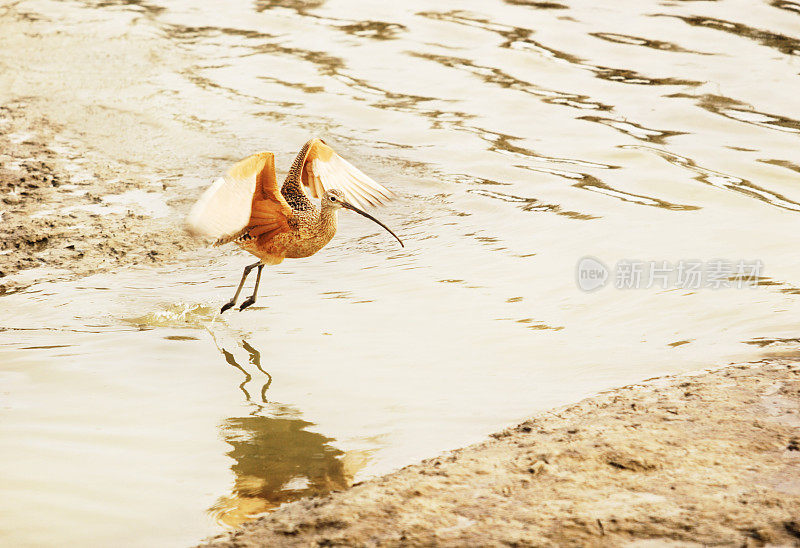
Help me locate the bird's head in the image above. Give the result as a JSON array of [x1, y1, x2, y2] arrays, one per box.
[[321, 189, 347, 210], [322, 189, 404, 247]]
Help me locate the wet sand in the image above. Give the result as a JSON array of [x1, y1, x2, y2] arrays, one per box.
[[199, 359, 800, 547], [0, 105, 198, 295]]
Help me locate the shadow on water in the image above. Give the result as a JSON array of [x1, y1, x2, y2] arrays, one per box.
[[209, 340, 363, 527], [219, 340, 273, 404]]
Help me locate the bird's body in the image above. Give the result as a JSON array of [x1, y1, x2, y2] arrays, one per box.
[[234, 202, 338, 263], [187, 138, 402, 312]]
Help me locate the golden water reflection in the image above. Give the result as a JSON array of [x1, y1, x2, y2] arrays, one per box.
[[210, 341, 366, 527]]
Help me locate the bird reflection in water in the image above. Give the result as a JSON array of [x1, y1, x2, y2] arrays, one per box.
[[208, 340, 367, 527]]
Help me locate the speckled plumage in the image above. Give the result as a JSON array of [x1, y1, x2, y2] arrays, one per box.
[[236, 199, 339, 264], [187, 137, 402, 312], [280, 139, 315, 212], [230, 143, 340, 265]]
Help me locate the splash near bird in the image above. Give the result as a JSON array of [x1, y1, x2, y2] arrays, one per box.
[[187, 138, 403, 313]]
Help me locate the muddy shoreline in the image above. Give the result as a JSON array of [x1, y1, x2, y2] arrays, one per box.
[[0, 104, 201, 295], [199, 359, 800, 547]]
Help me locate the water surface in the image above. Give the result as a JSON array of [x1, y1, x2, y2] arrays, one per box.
[[2, 0, 800, 545]]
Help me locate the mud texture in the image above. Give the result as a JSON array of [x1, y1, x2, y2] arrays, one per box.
[[0, 105, 198, 295], [199, 359, 800, 547]]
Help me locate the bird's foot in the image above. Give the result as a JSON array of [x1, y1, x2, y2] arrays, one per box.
[[239, 297, 256, 311], [220, 301, 236, 314]]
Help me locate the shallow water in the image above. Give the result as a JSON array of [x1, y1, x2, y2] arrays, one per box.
[[2, 0, 800, 545]]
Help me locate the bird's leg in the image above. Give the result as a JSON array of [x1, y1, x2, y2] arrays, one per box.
[[239, 264, 264, 311], [221, 261, 261, 314]]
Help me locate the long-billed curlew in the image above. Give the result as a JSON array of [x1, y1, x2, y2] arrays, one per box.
[[187, 138, 403, 313]]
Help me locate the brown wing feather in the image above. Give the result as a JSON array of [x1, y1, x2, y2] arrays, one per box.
[[244, 152, 292, 240], [187, 151, 291, 245], [298, 138, 395, 208]]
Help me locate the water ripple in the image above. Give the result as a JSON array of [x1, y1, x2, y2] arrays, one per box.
[[670, 93, 800, 135], [590, 32, 711, 54], [629, 145, 800, 212], [664, 15, 800, 57]]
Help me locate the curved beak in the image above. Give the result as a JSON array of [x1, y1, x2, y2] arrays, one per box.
[[341, 201, 404, 248]]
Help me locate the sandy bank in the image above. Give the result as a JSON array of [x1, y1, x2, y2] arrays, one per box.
[[199, 359, 800, 547], [0, 105, 200, 295]]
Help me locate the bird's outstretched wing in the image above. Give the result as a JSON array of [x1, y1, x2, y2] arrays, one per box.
[[296, 138, 394, 209], [187, 152, 292, 245]]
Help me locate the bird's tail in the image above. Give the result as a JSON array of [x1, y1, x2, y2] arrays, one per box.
[[212, 228, 249, 247]]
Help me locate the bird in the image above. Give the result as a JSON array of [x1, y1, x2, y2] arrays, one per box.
[[187, 138, 403, 313]]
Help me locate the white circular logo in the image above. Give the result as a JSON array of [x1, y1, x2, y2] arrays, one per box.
[[576, 256, 609, 292]]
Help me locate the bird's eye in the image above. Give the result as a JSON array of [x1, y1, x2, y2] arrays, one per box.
[[329, 195, 337, 202]]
